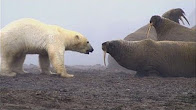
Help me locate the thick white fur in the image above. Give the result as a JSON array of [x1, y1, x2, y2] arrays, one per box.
[[0, 18, 92, 77]]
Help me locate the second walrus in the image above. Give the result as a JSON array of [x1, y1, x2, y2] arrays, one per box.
[[148, 15, 196, 41]]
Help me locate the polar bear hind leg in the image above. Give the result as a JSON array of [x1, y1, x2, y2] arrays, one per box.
[[0, 54, 17, 77], [12, 54, 27, 74], [39, 54, 53, 75]]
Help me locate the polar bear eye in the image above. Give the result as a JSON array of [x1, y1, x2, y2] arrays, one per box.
[[87, 41, 89, 43]]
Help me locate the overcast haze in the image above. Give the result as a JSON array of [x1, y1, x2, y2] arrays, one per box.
[[1, 0, 195, 65]]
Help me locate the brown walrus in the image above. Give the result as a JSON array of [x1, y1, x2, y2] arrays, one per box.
[[124, 8, 190, 41], [102, 39, 196, 77], [107, 8, 190, 70], [148, 15, 196, 41]]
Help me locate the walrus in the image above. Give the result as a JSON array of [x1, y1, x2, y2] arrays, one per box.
[[102, 39, 196, 77], [147, 15, 196, 41], [107, 8, 190, 70], [124, 8, 190, 41]]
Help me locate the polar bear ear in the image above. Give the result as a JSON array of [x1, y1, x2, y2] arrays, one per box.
[[75, 35, 80, 39]]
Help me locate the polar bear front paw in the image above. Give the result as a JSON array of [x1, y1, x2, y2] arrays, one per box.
[[9, 72, 17, 76], [41, 71, 54, 75], [15, 70, 28, 74], [61, 73, 74, 78], [0, 71, 17, 77]]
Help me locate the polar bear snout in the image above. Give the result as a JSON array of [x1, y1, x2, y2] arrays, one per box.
[[85, 45, 94, 54]]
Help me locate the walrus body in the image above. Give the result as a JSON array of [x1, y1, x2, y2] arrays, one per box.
[[102, 39, 196, 77], [124, 24, 157, 41]]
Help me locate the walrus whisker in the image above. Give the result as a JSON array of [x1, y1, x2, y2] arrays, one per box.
[[182, 14, 190, 25], [179, 17, 185, 25], [146, 23, 152, 39], [103, 51, 106, 66]]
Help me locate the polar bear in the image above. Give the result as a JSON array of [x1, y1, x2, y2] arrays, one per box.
[[0, 18, 94, 78]]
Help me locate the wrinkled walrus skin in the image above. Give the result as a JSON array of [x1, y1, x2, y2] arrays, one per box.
[[102, 39, 196, 77]]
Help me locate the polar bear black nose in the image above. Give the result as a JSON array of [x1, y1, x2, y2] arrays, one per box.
[[88, 44, 94, 53], [89, 48, 94, 52], [85, 47, 94, 54]]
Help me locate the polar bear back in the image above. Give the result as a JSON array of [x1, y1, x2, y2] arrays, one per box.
[[1, 18, 60, 54]]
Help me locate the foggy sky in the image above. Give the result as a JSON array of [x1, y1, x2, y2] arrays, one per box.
[[1, 0, 195, 65]]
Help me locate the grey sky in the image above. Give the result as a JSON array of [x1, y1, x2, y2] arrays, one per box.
[[1, 0, 195, 65]]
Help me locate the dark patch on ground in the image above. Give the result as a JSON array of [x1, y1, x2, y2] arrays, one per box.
[[0, 64, 195, 110]]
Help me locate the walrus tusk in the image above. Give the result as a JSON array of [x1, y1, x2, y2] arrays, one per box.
[[182, 14, 190, 25], [179, 17, 185, 25], [146, 23, 153, 38], [103, 51, 106, 66]]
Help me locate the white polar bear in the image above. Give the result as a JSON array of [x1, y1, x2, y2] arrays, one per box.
[[0, 18, 94, 78]]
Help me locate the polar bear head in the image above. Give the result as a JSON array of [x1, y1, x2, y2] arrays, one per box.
[[66, 31, 94, 54]]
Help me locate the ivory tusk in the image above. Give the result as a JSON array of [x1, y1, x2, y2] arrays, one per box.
[[182, 14, 190, 25], [179, 17, 185, 25], [146, 23, 152, 38], [103, 51, 106, 66]]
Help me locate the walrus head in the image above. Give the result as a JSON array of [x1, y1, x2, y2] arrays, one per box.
[[102, 41, 121, 66], [102, 40, 152, 70], [145, 16, 163, 38], [146, 16, 165, 38], [150, 15, 163, 28]]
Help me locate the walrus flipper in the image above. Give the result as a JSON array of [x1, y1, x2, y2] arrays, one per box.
[[135, 70, 161, 77]]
